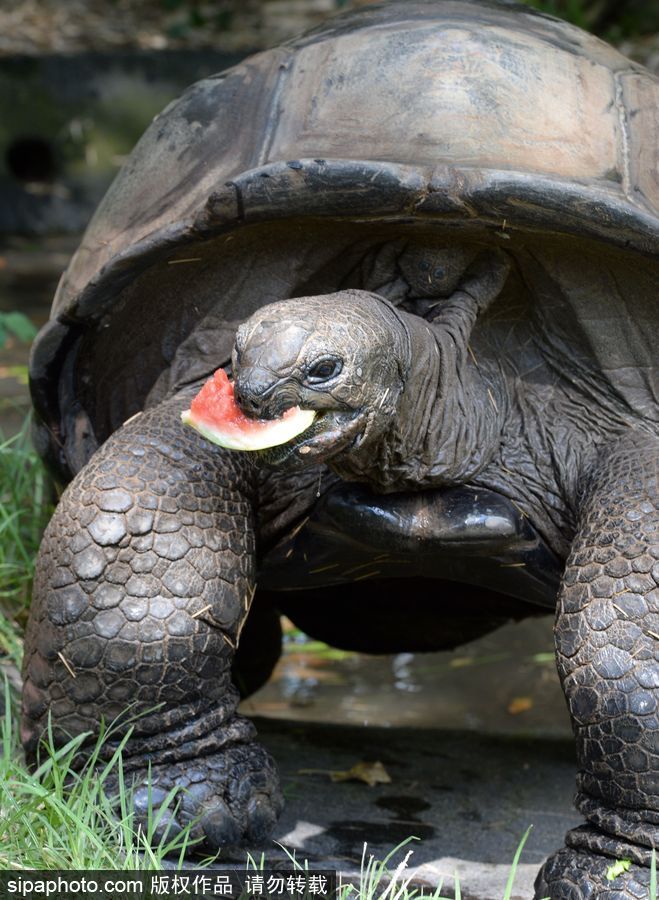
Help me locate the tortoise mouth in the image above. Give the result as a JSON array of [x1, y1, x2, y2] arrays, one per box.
[[257, 407, 367, 467]]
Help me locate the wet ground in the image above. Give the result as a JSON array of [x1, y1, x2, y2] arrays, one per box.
[[0, 236, 572, 740], [242, 615, 570, 737], [220, 717, 579, 900]]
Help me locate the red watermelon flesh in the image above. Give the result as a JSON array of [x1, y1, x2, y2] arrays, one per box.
[[181, 368, 316, 451]]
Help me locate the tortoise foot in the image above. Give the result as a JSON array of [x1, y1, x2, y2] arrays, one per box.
[[536, 847, 652, 900], [124, 741, 283, 850]]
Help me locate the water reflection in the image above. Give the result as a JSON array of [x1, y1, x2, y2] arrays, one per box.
[[241, 614, 572, 738], [392, 652, 421, 693]]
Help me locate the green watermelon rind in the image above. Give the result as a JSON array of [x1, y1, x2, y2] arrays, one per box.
[[181, 406, 316, 451]]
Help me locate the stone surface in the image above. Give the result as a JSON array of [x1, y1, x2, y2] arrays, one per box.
[[212, 717, 581, 900]]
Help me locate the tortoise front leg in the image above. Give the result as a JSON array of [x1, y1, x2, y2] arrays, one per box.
[[536, 431, 658, 899], [21, 387, 282, 848]]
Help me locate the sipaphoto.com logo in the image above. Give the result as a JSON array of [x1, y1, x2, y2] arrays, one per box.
[[0, 869, 337, 900], [2, 873, 142, 898]]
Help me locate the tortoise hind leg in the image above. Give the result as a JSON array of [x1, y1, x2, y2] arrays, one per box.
[[21, 388, 282, 849], [232, 594, 282, 698], [536, 431, 658, 899]]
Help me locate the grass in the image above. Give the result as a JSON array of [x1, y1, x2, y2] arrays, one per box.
[[0, 684, 202, 869], [0, 419, 53, 642], [280, 831, 657, 900], [0, 681, 203, 869]]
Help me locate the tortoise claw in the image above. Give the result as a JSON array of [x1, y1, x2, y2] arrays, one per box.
[[123, 741, 283, 851]]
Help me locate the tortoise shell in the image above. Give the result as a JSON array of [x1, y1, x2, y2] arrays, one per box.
[[30, 0, 659, 480]]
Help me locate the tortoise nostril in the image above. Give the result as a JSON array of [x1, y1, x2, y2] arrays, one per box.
[[234, 382, 264, 417], [234, 366, 278, 416]]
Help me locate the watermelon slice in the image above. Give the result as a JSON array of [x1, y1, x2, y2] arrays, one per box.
[[181, 368, 316, 451]]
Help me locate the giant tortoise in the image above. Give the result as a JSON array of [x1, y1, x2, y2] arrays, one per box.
[[22, 1, 659, 896]]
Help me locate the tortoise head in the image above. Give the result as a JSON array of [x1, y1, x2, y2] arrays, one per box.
[[232, 290, 409, 466]]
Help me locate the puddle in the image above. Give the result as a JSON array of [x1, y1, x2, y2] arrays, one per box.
[[375, 796, 431, 816], [241, 614, 571, 737], [325, 818, 436, 851]]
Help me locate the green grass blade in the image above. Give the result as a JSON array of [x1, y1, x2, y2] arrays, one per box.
[[651, 849, 656, 900], [502, 826, 533, 900]]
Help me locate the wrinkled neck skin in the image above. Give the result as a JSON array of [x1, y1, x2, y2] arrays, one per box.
[[330, 297, 505, 492]]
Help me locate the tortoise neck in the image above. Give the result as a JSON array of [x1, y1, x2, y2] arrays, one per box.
[[407, 310, 506, 486], [333, 301, 506, 492]]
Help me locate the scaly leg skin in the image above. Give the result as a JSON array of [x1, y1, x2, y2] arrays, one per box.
[[21, 388, 283, 848], [536, 431, 658, 899]]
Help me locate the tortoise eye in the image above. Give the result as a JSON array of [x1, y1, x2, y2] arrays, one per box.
[[306, 357, 342, 383]]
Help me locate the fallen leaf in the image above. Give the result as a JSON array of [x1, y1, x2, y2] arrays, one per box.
[[507, 696, 534, 715], [449, 656, 473, 668], [331, 761, 391, 786], [298, 760, 392, 787]]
